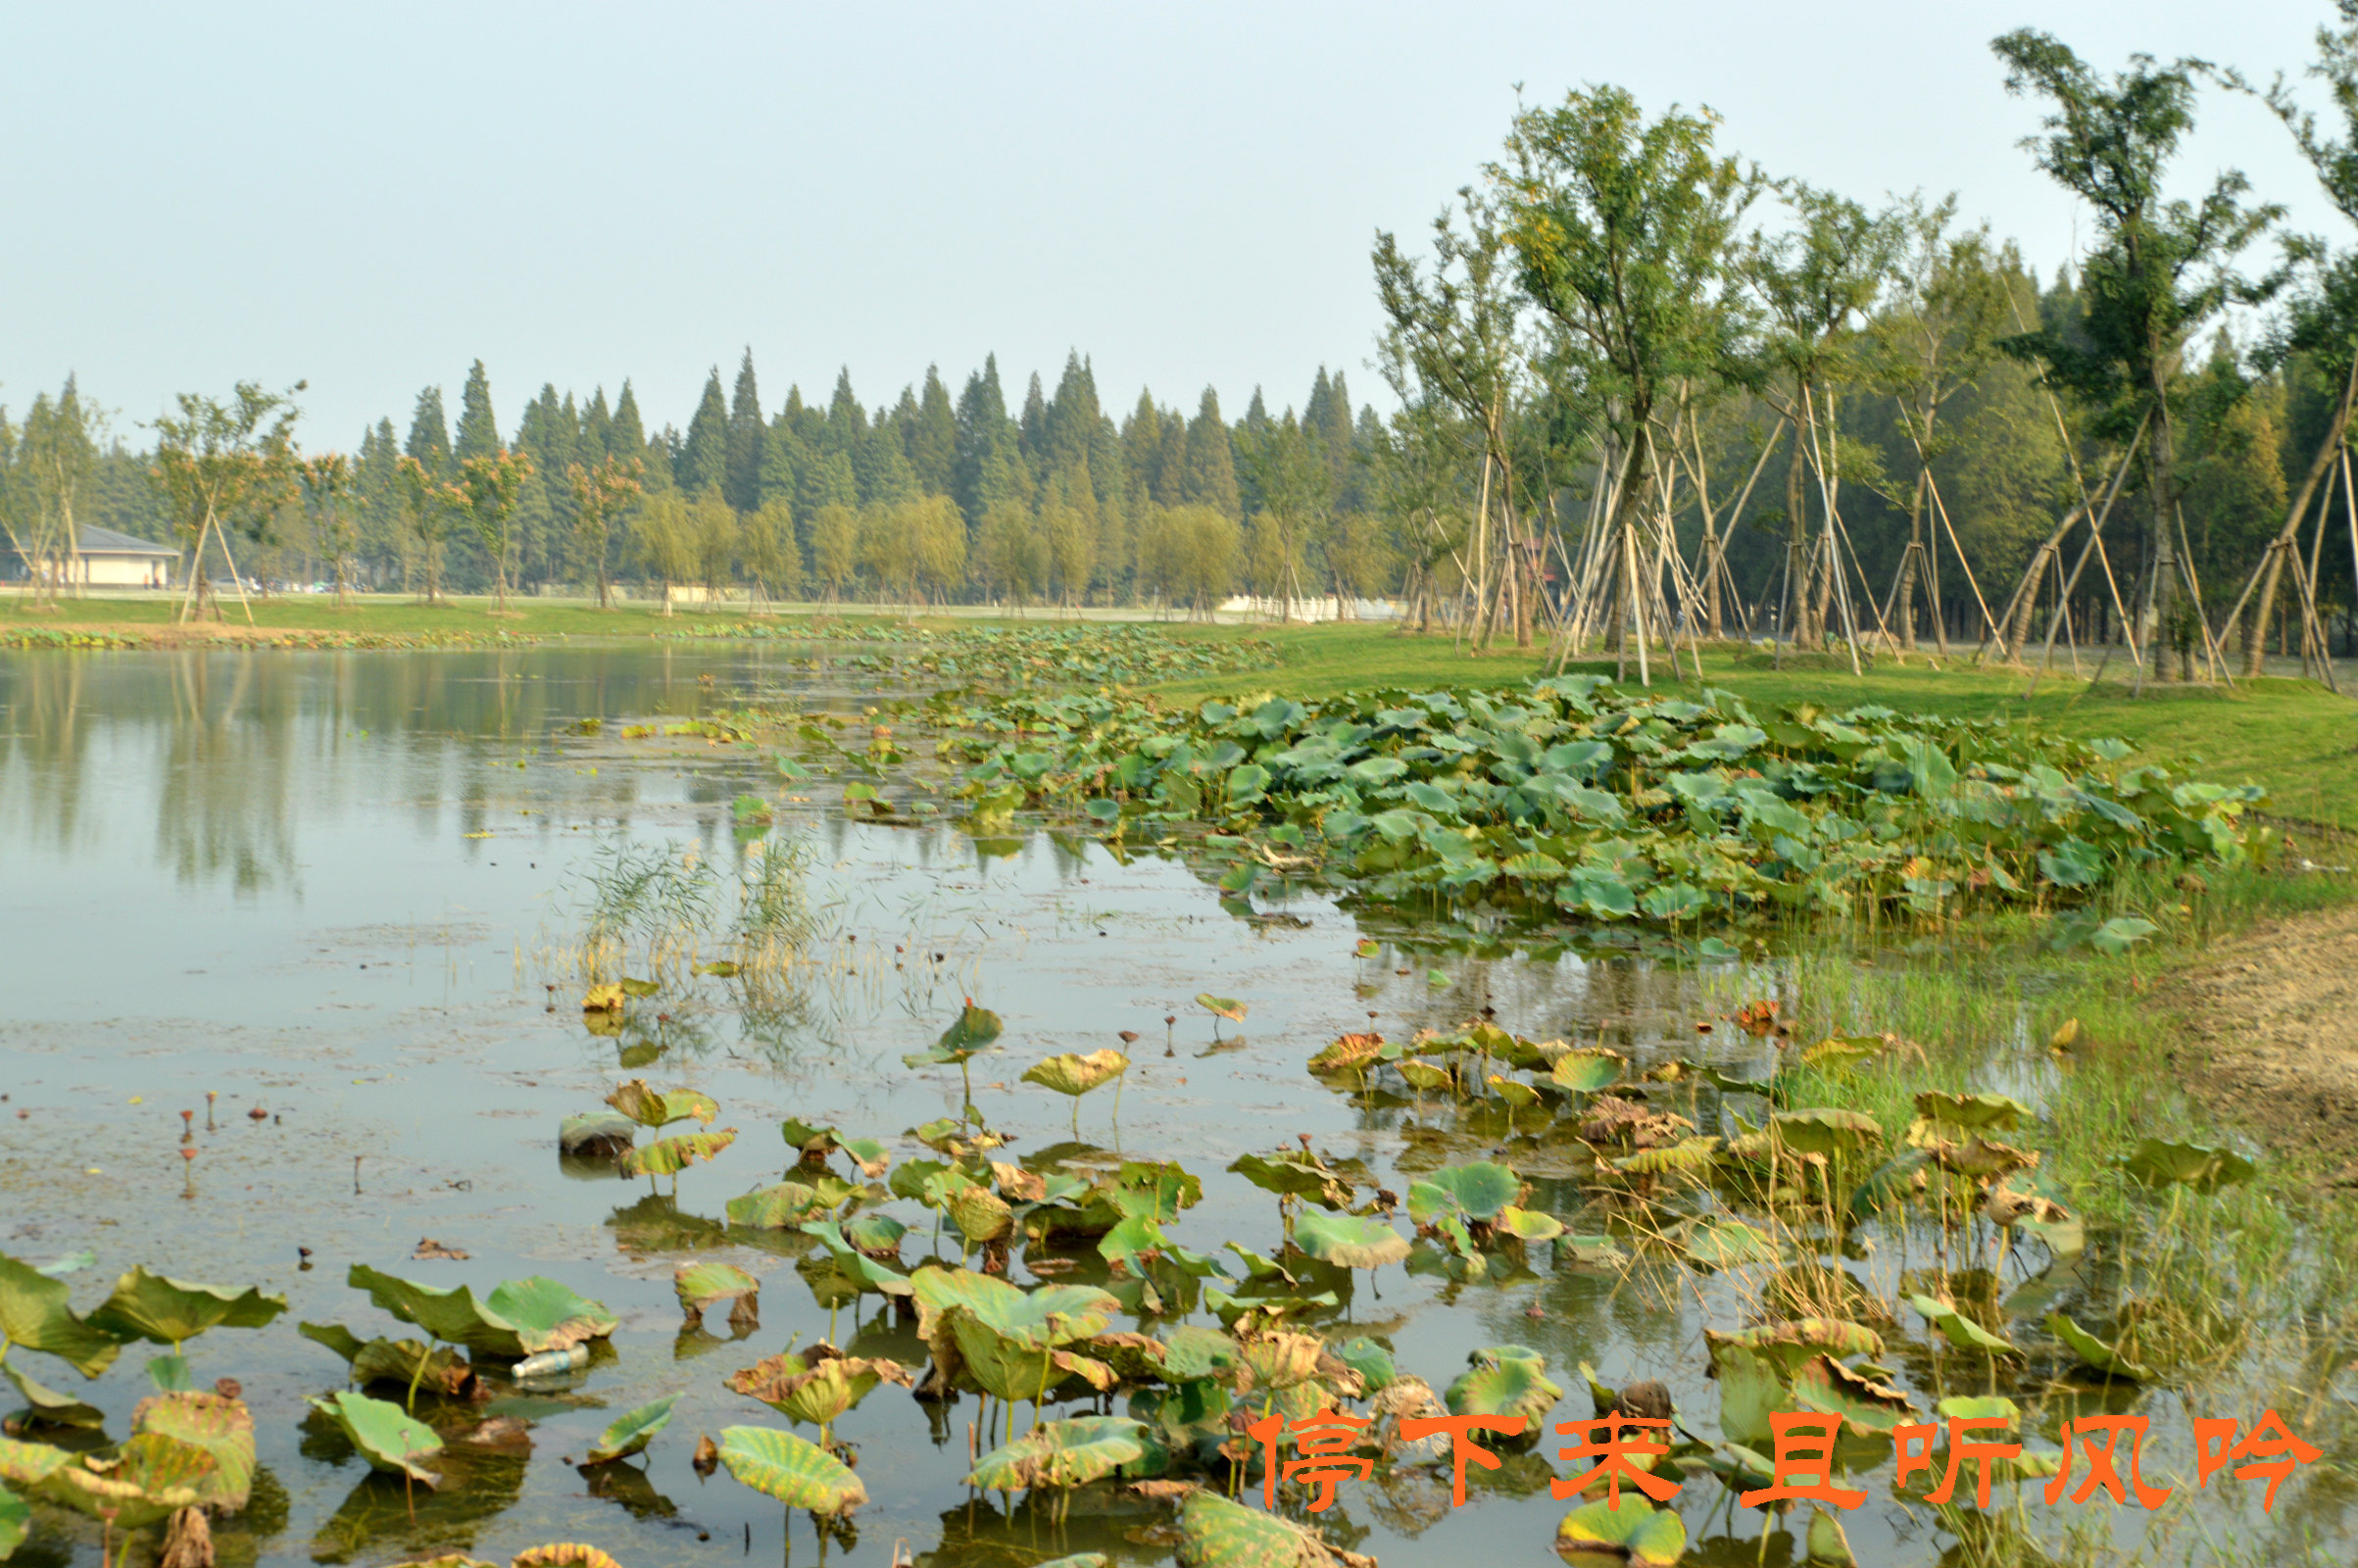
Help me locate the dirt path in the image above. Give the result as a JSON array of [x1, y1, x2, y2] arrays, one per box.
[[2172, 902, 2358, 1183]]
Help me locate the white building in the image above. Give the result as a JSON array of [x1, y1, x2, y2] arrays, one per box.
[[4, 524, 177, 589]]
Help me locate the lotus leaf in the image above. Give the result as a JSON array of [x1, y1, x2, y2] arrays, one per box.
[[1714, 1347, 1784, 1446], [1678, 1218, 1779, 1268], [1203, 1288, 1340, 1328], [512, 1548, 622, 1568], [1446, 1346, 1562, 1420], [672, 1261, 760, 1322], [2120, 1138, 2256, 1192], [132, 1390, 255, 1511], [910, 1267, 1119, 1402], [617, 1127, 737, 1178], [1489, 1075, 1543, 1110], [1931, 1135, 2038, 1181], [1549, 1050, 1624, 1093], [799, 1221, 913, 1298], [1935, 1395, 2022, 1424], [1023, 1050, 1129, 1097], [1611, 1137, 1723, 1179], [1195, 994, 1248, 1023], [37, 1432, 215, 1531], [1331, 1337, 1395, 1394], [1230, 1152, 1355, 1209], [967, 1415, 1146, 1493], [1555, 1496, 1686, 1567], [1796, 1034, 1885, 1072], [1789, 1353, 1916, 1436], [725, 1182, 837, 1229], [0, 1484, 24, 1561], [606, 1079, 718, 1129], [1773, 1107, 1886, 1158], [581, 983, 625, 1012], [727, 1349, 909, 1427], [1289, 1209, 1409, 1270], [2045, 1312, 2157, 1381], [1116, 1159, 1204, 1218], [298, 1322, 473, 1396], [1705, 1319, 1883, 1374], [1239, 1333, 1324, 1393], [907, 1002, 1003, 1067], [947, 1183, 1014, 1243], [1913, 1091, 2032, 1130], [1158, 1325, 1244, 1384], [347, 1265, 617, 1356], [145, 1353, 192, 1393], [1494, 1205, 1565, 1242], [1396, 1060, 1452, 1092], [1176, 1488, 1352, 1568], [76, 1266, 280, 1354], [1, 1363, 104, 1428], [584, 1394, 679, 1463], [309, 1390, 443, 1486], [1406, 1161, 1523, 1225], [1805, 1503, 1857, 1567], [1306, 1033, 1384, 1072], [715, 1425, 866, 1515], [1908, 1294, 2019, 1356], [1843, 1149, 1936, 1224], [842, 1212, 907, 1255]]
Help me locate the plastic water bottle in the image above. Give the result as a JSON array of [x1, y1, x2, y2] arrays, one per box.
[[513, 1345, 589, 1380]]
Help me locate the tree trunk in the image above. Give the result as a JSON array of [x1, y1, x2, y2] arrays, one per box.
[[1784, 397, 1812, 649]]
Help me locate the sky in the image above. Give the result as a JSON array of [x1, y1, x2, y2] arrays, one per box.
[[0, 2, 2344, 448]]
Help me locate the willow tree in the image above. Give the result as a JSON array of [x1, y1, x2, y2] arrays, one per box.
[[1991, 29, 2283, 679], [1492, 84, 1756, 677], [567, 454, 644, 608], [151, 382, 302, 623]]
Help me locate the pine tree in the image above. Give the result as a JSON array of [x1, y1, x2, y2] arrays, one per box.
[[1152, 413, 1188, 507], [1182, 388, 1242, 518], [1018, 372, 1049, 467], [854, 421, 918, 506], [1121, 391, 1162, 501], [825, 369, 867, 452], [725, 349, 764, 513], [797, 447, 858, 538], [955, 356, 1017, 525], [910, 367, 958, 495], [583, 387, 614, 458], [611, 382, 648, 459], [761, 412, 804, 509], [454, 360, 499, 462], [679, 367, 729, 497], [1043, 353, 1100, 471], [405, 387, 450, 472]]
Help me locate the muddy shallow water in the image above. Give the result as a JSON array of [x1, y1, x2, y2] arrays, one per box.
[[0, 644, 2327, 1568]]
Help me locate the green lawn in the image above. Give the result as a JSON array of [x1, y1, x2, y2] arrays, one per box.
[[7, 596, 2352, 830]]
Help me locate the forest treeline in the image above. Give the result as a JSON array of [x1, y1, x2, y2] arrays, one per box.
[[4, 21, 2357, 667]]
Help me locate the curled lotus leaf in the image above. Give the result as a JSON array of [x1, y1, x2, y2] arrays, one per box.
[[1446, 1345, 1562, 1421], [1704, 1319, 1883, 1375], [1788, 1353, 1916, 1437], [308, 1391, 443, 1486], [2, 1363, 105, 1429], [715, 1425, 867, 1515], [606, 1080, 719, 1129], [39, 1432, 214, 1531], [905, 1002, 1003, 1067], [87, 1266, 285, 1348], [726, 1350, 904, 1427], [799, 1222, 912, 1298], [580, 983, 625, 1013], [966, 1415, 1146, 1493], [347, 1265, 617, 1356], [1804, 1505, 1856, 1568], [1021, 1050, 1129, 1098], [1305, 1033, 1383, 1073], [909, 1267, 1120, 1403], [512, 1548, 621, 1568], [1397, 1060, 1452, 1092], [1908, 1294, 2020, 1357], [674, 1262, 760, 1319], [1288, 1209, 1409, 1270], [131, 1391, 255, 1512], [1549, 1049, 1625, 1094], [1772, 1108, 1887, 1158], [1678, 1217, 1779, 1269], [557, 1113, 636, 1157], [947, 1183, 1014, 1244], [1194, 994, 1248, 1023], [1331, 1338, 1396, 1394], [1912, 1090, 2033, 1131], [1230, 1152, 1355, 1210], [1555, 1496, 1686, 1567], [297, 1322, 473, 1396], [1489, 1075, 1544, 1109], [2119, 1138, 2256, 1192], [1238, 1333, 1325, 1393], [586, 1394, 679, 1463], [617, 1127, 738, 1178], [2045, 1312, 2157, 1382]]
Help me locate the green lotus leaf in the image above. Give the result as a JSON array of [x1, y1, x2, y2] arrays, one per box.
[[1805, 1503, 1857, 1568], [1194, 994, 1248, 1023], [1555, 1496, 1686, 1567], [910, 1267, 1120, 1402], [727, 1348, 906, 1429], [131, 1390, 255, 1511], [585, 1393, 680, 1463], [1935, 1395, 2022, 1424], [1406, 1161, 1523, 1224], [1157, 1325, 1244, 1384], [1495, 1205, 1565, 1243], [1176, 1488, 1342, 1567], [1843, 1148, 1936, 1224], [1912, 1091, 2033, 1131], [1908, 1294, 2020, 1356], [1397, 1060, 1454, 1093], [947, 1183, 1014, 1243], [38, 1432, 214, 1531], [617, 1127, 738, 1178], [1772, 1107, 1887, 1158], [2046, 1312, 2157, 1381], [1331, 1337, 1396, 1394], [842, 1212, 907, 1255], [1789, 1352, 1916, 1436], [1611, 1137, 1724, 1178], [1289, 1208, 1409, 1270], [2120, 1138, 2256, 1192], [715, 1425, 866, 1515], [1714, 1347, 1784, 1447], [725, 1182, 836, 1229], [1446, 1345, 1562, 1420], [0, 1438, 72, 1494], [616, 977, 662, 998], [1489, 1075, 1543, 1109], [85, 1265, 285, 1350], [1022, 1050, 1129, 1098], [1678, 1218, 1779, 1268], [347, 1265, 617, 1357], [0, 1482, 25, 1560], [1796, 1034, 1886, 1072], [1229, 1152, 1355, 1209], [297, 1322, 472, 1396], [1705, 1318, 1883, 1375], [605, 1079, 719, 1129], [308, 1391, 443, 1486], [1, 1363, 105, 1428], [674, 1262, 760, 1318], [1549, 1049, 1625, 1093], [799, 1221, 913, 1298], [905, 1002, 1004, 1067], [966, 1415, 1146, 1492]]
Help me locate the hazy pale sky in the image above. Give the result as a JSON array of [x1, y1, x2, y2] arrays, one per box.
[[0, 2, 2341, 446]]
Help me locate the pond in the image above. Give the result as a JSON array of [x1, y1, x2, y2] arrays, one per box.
[[0, 643, 2338, 1568]]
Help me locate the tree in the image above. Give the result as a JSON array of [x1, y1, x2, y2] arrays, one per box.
[[15, 378, 100, 604], [453, 361, 500, 462], [1992, 29, 2284, 677], [450, 447, 537, 610], [808, 503, 859, 604], [1138, 503, 1239, 619], [151, 382, 302, 622], [909, 367, 958, 495], [394, 453, 463, 604], [740, 498, 800, 605], [1235, 415, 1332, 619], [1181, 388, 1241, 517], [908, 494, 968, 604], [298, 452, 364, 605], [405, 386, 450, 472], [680, 368, 729, 498], [725, 350, 765, 512], [976, 498, 1045, 611], [632, 493, 699, 612], [1494, 84, 1756, 672], [689, 492, 738, 603], [568, 454, 644, 609]]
